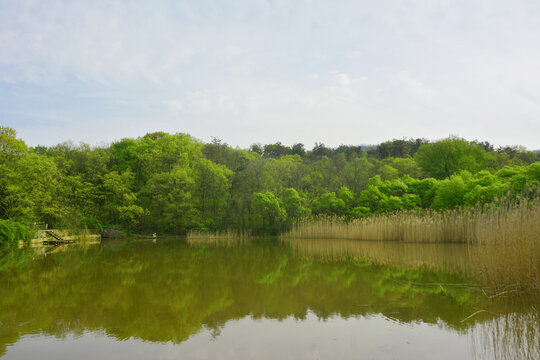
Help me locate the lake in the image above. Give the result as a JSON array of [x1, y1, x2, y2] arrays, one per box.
[[0, 238, 538, 359]]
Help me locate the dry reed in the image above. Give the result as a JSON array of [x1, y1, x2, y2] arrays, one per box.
[[471, 202, 539, 294], [283, 208, 482, 243], [283, 201, 540, 295]]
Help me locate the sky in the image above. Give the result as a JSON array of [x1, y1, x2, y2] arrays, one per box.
[[1, 0, 540, 150]]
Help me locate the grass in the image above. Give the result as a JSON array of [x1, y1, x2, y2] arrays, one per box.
[[283, 200, 540, 296]]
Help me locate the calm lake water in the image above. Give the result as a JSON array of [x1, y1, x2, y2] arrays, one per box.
[[0, 238, 538, 359]]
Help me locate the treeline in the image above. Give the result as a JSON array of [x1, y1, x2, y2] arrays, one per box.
[[0, 126, 539, 240]]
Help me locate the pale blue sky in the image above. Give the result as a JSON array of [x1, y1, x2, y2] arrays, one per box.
[[1, 0, 539, 149]]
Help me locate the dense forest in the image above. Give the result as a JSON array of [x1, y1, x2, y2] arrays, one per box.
[[0, 126, 539, 242]]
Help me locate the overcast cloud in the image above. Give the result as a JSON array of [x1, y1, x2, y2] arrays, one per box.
[[1, 0, 539, 149]]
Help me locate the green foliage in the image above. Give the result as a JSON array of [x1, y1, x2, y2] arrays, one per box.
[[357, 182, 387, 212], [354, 164, 539, 214], [432, 175, 466, 209], [0, 220, 34, 246], [0, 127, 27, 160], [1, 126, 538, 235], [250, 192, 287, 234], [313, 192, 347, 216], [261, 155, 303, 194], [409, 178, 438, 208], [379, 196, 404, 212], [378, 164, 399, 180], [401, 194, 421, 209], [338, 186, 355, 207], [351, 206, 371, 218], [367, 138, 428, 159], [103, 171, 141, 227], [0, 151, 62, 222], [282, 188, 309, 220], [139, 166, 197, 233], [415, 137, 495, 179], [342, 155, 375, 194], [525, 162, 540, 182], [382, 156, 424, 178]]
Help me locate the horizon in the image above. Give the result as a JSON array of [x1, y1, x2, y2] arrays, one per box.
[[10, 127, 539, 152]]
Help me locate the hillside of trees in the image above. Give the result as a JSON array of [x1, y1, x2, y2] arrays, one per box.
[[1, 126, 539, 241]]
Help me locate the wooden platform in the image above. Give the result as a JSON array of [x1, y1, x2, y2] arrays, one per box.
[[19, 230, 101, 248], [43, 230, 75, 246], [42, 239, 76, 246]]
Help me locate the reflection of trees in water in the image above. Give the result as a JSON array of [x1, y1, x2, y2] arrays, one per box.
[[0, 240, 537, 358]]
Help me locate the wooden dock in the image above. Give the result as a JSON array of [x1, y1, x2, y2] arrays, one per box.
[[43, 230, 76, 246]]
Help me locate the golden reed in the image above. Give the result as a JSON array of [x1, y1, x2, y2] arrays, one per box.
[[283, 201, 539, 295]]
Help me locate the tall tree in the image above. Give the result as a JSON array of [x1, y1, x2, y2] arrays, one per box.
[[415, 137, 495, 179]]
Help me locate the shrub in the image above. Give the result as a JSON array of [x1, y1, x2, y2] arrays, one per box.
[[0, 220, 35, 246]]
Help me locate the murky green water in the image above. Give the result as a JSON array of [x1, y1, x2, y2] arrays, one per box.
[[0, 238, 538, 359]]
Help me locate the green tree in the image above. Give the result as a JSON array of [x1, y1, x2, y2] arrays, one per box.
[[337, 186, 355, 209], [415, 137, 495, 179], [250, 192, 287, 234], [342, 156, 375, 194], [139, 167, 197, 233], [0, 127, 27, 160], [378, 164, 399, 181], [0, 150, 62, 223], [193, 159, 233, 229], [261, 155, 303, 194], [103, 171, 144, 228], [408, 178, 439, 208], [282, 188, 309, 220], [357, 176, 387, 212], [313, 192, 347, 216], [382, 157, 423, 178], [432, 175, 467, 209], [379, 196, 404, 212]]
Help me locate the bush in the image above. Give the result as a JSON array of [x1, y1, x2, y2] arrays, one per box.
[[0, 220, 35, 246]]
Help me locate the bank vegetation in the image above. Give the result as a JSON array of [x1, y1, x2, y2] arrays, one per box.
[[283, 199, 539, 295]]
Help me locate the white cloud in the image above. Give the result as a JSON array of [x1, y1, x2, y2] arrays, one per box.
[[395, 71, 433, 100], [166, 99, 184, 113], [1, 0, 540, 149], [334, 72, 351, 87]]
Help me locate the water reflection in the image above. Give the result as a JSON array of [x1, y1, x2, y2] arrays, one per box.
[[285, 237, 474, 274], [0, 238, 537, 359], [470, 312, 540, 360]]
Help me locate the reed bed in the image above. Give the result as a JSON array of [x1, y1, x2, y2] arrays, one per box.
[[186, 230, 252, 247], [283, 201, 540, 295], [283, 209, 482, 243], [472, 202, 539, 294]]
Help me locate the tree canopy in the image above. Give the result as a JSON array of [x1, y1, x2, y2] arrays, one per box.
[[1, 128, 538, 242]]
